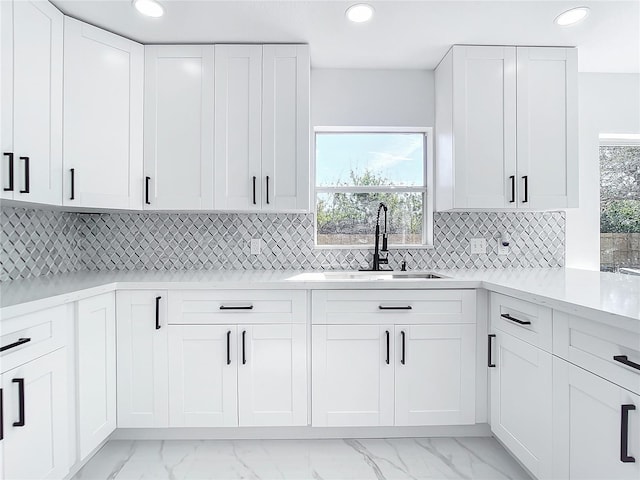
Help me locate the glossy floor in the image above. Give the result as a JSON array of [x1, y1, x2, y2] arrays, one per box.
[[72, 437, 531, 480]]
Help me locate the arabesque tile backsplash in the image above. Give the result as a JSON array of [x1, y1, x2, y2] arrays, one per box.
[[0, 206, 565, 282]]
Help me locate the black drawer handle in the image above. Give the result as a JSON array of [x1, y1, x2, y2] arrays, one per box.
[[70, 168, 75, 200], [500, 313, 531, 325], [155, 296, 161, 330], [145, 176, 151, 205], [488, 334, 496, 368], [509, 175, 515, 203], [226, 330, 231, 365], [400, 331, 406, 365], [0, 337, 31, 353], [242, 330, 247, 365], [621, 404, 636, 463], [385, 330, 390, 365], [12, 378, 25, 427], [220, 305, 254, 310], [266, 175, 270, 204], [252, 176, 257, 205], [19, 156, 29, 193], [614, 355, 640, 372], [379, 305, 412, 310], [3, 152, 13, 191]]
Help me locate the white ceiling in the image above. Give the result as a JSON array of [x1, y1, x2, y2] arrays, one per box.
[[51, 0, 640, 72]]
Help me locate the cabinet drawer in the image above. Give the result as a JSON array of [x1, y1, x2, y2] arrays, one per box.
[[1, 304, 70, 373], [312, 290, 476, 325], [554, 311, 640, 395], [490, 292, 552, 352], [167, 290, 307, 324]]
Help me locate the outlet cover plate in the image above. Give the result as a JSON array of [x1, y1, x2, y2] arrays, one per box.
[[250, 238, 261, 255], [470, 238, 487, 255], [498, 244, 510, 256]]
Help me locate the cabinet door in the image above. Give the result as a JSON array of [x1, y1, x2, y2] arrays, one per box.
[[1, 348, 68, 480], [76, 293, 116, 461], [553, 358, 640, 480], [516, 47, 578, 209], [490, 330, 552, 479], [168, 325, 238, 427], [452, 45, 517, 209], [214, 45, 262, 210], [238, 324, 307, 426], [116, 291, 169, 428], [1, 0, 63, 205], [395, 324, 476, 426], [312, 324, 394, 427], [143, 46, 214, 210], [63, 17, 143, 209], [0, 1, 12, 201], [261, 45, 310, 211]]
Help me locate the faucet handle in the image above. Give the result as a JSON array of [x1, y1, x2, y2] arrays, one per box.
[[401, 260, 407, 271]]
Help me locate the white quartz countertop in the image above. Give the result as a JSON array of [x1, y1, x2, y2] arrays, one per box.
[[1, 268, 639, 329]]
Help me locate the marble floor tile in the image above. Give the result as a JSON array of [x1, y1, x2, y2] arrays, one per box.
[[72, 437, 531, 480]]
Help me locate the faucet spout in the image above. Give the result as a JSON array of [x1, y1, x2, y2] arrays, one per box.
[[372, 203, 390, 271]]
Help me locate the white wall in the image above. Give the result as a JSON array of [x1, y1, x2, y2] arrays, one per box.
[[566, 73, 640, 269], [311, 69, 434, 127]]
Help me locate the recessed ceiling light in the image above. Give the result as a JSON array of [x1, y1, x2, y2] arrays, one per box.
[[346, 4, 374, 23], [133, 0, 164, 18], [554, 6, 590, 26]]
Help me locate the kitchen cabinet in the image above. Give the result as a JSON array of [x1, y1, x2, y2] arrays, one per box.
[[63, 17, 143, 209], [435, 45, 577, 211], [116, 291, 169, 428], [1, 0, 63, 205], [167, 290, 308, 427], [553, 357, 640, 480], [143, 46, 214, 210], [76, 293, 116, 461], [214, 44, 310, 212], [311, 290, 476, 427]]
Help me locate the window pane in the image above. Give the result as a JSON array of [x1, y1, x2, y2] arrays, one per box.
[[317, 192, 423, 246], [316, 133, 424, 187], [600, 145, 640, 273]]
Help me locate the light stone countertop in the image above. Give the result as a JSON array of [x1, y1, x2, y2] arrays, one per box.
[[1, 268, 639, 330]]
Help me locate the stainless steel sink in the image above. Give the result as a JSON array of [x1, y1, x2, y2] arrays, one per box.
[[322, 271, 446, 280]]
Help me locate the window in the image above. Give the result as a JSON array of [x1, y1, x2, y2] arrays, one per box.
[[314, 127, 433, 247], [599, 135, 640, 274]]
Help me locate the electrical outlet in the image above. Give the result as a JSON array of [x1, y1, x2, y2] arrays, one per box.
[[497, 244, 510, 256], [470, 238, 487, 255], [250, 238, 261, 255]]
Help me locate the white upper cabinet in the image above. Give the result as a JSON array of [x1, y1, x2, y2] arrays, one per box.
[[1, 0, 63, 205], [143, 46, 214, 210], [63, 17, 143, 209], [435, 45, 578, 211], [215, 44, 310, 212]]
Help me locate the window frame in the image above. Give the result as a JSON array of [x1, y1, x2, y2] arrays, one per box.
[[312, 126, 434, 249]]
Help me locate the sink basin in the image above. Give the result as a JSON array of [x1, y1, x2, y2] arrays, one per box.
[[322, 271, 446, 280]]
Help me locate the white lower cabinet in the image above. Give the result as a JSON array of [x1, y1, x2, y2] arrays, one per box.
[[553, 357, 640, 480], [76, 293, 116, 461], [395, 324, 476, 426], [116, 291, 169, 428], [168, 325, 238, 427], [1, 348, 68, 480], [489, 330, 552, 479], [312, 324, 394, 427]]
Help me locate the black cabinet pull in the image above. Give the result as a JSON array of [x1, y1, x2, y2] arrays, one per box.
[[226, 330, 231, 365], [0, 337, 31, 353], [219, 305, 253, 310], [379, 305, 412, 310], [265, 176, 270, 204], [242, 330, 247, 365], [385, 330, 390, 365], [0, 388, 3, 441], [509, 175, 515, 203], [12, 378, 24, 427], [155, 296, 161, 330], [621, 404, 636, 463], [522, 176, 528, 203], [145, 176, 151, 205], [488, 334, 496, 367], [614, 355, 640, 372], [400, 331, 406, 365], [3, 152, 14, 191], [252, 176, 256, 205], [18, 156, 29, 193], [500, 313, 531, 325], [70, 168, 75, 200]]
